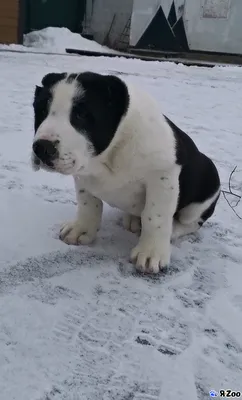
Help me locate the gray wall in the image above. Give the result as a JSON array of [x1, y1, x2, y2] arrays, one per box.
[[184, 0, 242, 53], [84, 0, 133, 49], [130, 0, 242, 54]]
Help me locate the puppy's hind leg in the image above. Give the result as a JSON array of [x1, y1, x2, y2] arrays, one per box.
[[172, 188, 221, 240], [171, 220, 201, 240], [122, 213, 141, 235]]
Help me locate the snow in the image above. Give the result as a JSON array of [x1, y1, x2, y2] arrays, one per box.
[[0, 50, 242, 400], [0, 27, 117, 54]]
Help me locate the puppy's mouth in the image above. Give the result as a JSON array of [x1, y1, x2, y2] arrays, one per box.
[[31, 152, 82, 176], [31, 153, 55, 172]]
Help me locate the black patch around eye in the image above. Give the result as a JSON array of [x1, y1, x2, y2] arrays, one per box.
[[33, 85, 52, 133], [69, 73, 130, 156], [70, 102, 95, 131], [72, 104, 86, 120]]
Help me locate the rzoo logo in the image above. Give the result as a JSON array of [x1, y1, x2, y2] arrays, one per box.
[[210, 389, 242, 398]]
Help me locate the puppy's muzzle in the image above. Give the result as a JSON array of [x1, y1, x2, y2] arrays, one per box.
[[32, 139, 59, 167]]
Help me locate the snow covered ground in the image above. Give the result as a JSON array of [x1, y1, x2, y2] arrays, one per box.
[[0, 50, 242, 400], [0, 27, 117, 54]]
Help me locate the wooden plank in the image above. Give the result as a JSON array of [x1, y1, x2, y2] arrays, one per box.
[[0, 0, 24, 44], [0, 11, 18, 19], [0, 26, 18, 35], [0, 1, 19, 12], [0, 9, 18, 18], [0, 0, 20, 44], [0, 17, 18, 28], [0, 10, 18, 20], [0, 27, 18, 44]]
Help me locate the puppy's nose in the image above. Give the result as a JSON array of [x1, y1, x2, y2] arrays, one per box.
[[32, 139, 59, 164]]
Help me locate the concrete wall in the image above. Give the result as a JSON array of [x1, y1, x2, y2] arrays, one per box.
[[84, 0, 133, 49], [184, 0, 242, 53], [130, 0, 242, 54]]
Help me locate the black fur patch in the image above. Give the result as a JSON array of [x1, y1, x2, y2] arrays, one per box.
[[164, 116, 220, 213], [41, 72, 67, 89], [33, 72, 67, 134], [200, 194, 220, 223], [33, 85, 52, 133], [70, 72, 130, 155]]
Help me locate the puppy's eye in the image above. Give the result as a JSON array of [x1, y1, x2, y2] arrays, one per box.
[[74, 105, 89, 120], [72, 103, 95, 126], [76, 110, 84, 120]]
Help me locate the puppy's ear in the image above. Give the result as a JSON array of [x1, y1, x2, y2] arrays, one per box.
[[33, 85, 44, 107], [41, 72, 67, 89], [34, 85, 43, 97], [79, 72, 130, 114], [103, 75, 130, 107]]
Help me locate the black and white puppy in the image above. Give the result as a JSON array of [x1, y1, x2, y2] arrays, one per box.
[[32, 71, 220, 274]]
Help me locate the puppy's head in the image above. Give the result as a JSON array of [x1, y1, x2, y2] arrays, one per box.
[[31, 71, 129, 175]]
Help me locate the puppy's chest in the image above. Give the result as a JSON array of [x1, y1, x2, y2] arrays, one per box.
[[78, 173, 145, 215]]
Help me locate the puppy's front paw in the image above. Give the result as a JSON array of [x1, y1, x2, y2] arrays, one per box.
[[122, 214, 141, 235], [59, 221, 98, 245], [130, 239, 171, 274]]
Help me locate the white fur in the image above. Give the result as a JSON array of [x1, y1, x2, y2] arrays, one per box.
[[130, 166, 180, 273], [32, 76, 217, 274], [59, 177, 103, 245]]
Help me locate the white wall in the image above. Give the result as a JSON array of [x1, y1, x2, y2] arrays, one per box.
[[130, 0, 242, 54], [184, 0, 242, 54]]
